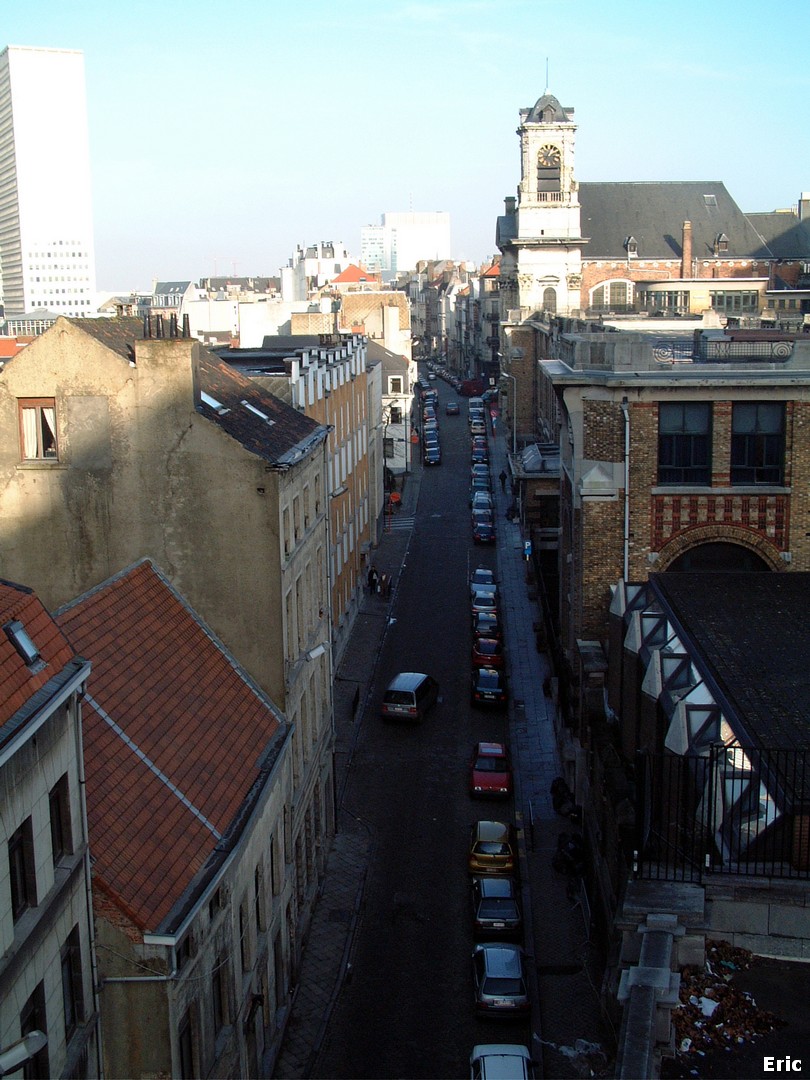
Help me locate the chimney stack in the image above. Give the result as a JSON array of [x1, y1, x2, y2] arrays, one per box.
[[505, 195, 516, 215], [799, 192, 810, 222], [681, 221, 692, 279]]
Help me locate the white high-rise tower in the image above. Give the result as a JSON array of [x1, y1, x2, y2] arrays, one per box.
[[0, 46, 97, 319]]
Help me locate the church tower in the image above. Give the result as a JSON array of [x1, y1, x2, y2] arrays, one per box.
[[497, 92, 585, 317]]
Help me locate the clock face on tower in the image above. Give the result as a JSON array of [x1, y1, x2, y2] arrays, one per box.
[[538, 144, 561, 167]]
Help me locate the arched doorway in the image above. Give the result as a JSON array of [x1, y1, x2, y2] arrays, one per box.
[[666, 541, 771, 572], [542, 287, 557, 314]]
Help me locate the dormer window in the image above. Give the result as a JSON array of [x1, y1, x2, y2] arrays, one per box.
[[4, 619, 45, 673], [624, 236, 638, 257], [714, 233, 729, 255]]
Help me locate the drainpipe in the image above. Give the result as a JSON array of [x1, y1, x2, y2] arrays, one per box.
[[621, 397, 630, 581]]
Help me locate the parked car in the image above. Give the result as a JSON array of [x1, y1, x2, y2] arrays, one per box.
[[469, 477, 491, 505], [469, 741, 513, 798], [470, 567, 496, 593], [424, 444, 442, 466], [470, 463, 490, 483], [473, 611, 502, 640], [381, 672, 439, 721], [472, 511, 496, 545], [472, 943, 529, 1017], [470, 1044, 535, 1079], [470, 588, 498, 618], [471, 445, 489, 465], [445, 400, 460, 415], [471, 666, 508, 709], [472, 491, 494, 513], [468, 820, 517, 876], [471, 877, 522, 938], [470, 420, 487, 437], [472, 636, 505, 668]]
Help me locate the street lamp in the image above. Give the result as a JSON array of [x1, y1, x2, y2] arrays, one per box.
[[0, 1031, 47, 1076]]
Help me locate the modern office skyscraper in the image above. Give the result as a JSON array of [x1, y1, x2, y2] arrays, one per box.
[[0, 46, 97, 319], [360, 212, 451, 275]]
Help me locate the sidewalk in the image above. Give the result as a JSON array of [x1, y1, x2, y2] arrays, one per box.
[[273, 420, 612, 1079]]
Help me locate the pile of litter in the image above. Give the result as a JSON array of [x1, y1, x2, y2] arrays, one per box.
[[670, 940, 784, 1064]]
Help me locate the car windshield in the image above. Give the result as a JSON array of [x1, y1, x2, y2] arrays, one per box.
[[475, 841, 510, 855], [385, 691, 413, 705], [477, 671, 502, 689], [483, 977, 523, 995], [478, 897, 518, 918], [475, 756, 509, 771], [476, 640, 499, 655]]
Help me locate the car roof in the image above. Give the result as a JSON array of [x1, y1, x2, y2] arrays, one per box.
[[474, 820, 511, 841], [470, 1045, 532, 1080], [386, 672, 430, 690], [476, 877, 516, 898], [477, 943, 522, 977]]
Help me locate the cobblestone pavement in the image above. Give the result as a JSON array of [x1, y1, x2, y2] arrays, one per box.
[[273, 417, 612, 1079]]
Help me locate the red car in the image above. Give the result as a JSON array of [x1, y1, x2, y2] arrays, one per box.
[[472, 636, 505, 668], [469, 741, 513, 798]]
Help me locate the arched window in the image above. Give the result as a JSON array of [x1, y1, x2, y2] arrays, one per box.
[[591, 281, 633, 312], [542, 287, 557, 313]]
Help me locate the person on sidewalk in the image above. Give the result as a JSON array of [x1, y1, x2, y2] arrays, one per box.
[[368, 565, 379, 594], [499, 469, 507, 492]]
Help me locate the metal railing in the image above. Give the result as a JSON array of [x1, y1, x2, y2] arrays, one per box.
[[633, 746, 810, 882]]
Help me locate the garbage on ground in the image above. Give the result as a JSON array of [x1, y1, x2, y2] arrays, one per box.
[[669, 940, 784, 1066]]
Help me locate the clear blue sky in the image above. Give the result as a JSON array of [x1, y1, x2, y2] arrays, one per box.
[[5, 0, 809, 291]]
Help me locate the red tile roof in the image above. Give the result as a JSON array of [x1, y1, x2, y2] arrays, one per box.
[[55, 560, 286, 933], [331, 263, 376, 283], [0, 581, 77, 735], [480, 261, 501, 279]]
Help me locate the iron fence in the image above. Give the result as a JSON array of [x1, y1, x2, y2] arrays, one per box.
[[634, 746, 810, 883]]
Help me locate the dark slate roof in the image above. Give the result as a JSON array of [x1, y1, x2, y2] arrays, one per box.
[[154, 281, 191, 294], [746, 211, 810, 260], [198, 350, 324, 467], [650, 572, 810, 751], [579, 181, 773, 261], [523, 92, 573, 124], [67, 318, 325, 468], [71, 316, 142, 360]]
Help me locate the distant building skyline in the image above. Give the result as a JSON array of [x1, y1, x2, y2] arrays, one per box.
[[361, 212, 451, 275], [0, 45, 97, 318]]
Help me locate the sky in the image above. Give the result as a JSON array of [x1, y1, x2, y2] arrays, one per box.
[[4, 0, 810, 292]]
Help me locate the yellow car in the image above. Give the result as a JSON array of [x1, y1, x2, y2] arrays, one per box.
[[468, 820, 517, 876]]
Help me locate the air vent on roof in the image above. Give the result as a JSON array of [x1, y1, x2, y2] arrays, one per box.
[[241, 400, 275, 425]]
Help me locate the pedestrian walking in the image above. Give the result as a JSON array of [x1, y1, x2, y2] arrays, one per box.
[[367, 565, 379, 594], [499, 469, 507, 492]]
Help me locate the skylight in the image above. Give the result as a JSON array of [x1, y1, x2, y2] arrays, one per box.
[[242, 400, 275, 425], [201, 391, 229, 415], [4, 619, 44, 671]]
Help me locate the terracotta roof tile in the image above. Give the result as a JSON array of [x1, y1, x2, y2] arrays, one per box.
[[55, 560, 286, 932], [0, 580, 78, 735]]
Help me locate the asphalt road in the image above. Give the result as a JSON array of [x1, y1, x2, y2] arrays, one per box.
[[313, 382, 528, 1078]]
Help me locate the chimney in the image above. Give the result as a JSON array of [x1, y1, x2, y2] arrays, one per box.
[[799, 192, 810, 222], [505, 195, 516, 215], [681, 221, 692, 279]]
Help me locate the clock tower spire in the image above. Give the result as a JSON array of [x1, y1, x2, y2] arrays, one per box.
[[497, 91, 585, 317]]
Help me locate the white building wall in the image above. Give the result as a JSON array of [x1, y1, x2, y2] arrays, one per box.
[[0, 47, 97, 318]]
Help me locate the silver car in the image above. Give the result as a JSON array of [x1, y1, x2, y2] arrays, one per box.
[[472, 943, 529, 1016]]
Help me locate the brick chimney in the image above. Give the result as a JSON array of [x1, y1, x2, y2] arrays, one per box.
[[681, 221, 692, 278]]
